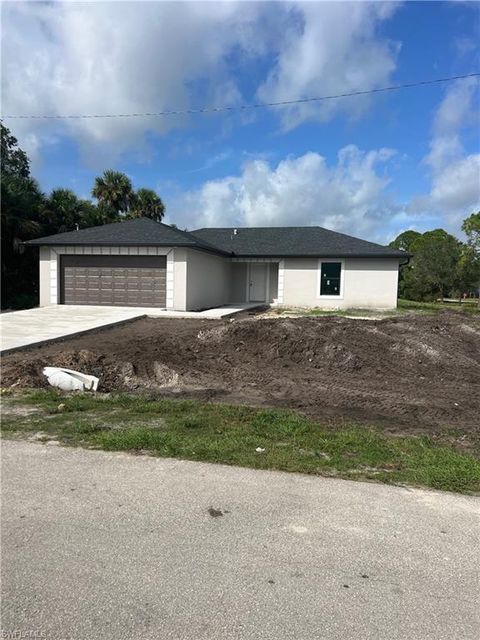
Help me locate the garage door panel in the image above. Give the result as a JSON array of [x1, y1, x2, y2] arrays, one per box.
[[61, 255, 167, 307]]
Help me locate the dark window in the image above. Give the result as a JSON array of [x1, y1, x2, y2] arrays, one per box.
[[320, 262, 341, 296]]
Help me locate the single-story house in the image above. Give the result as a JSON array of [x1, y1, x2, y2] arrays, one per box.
[[26, 218, 407, 311]]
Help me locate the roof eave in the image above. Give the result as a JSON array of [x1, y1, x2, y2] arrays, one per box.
[[230, 252, 407, 259], [23, 239, 230, 257], [24, 240, 198, 247]]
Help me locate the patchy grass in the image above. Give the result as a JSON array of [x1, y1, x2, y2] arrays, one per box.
[[2, 389, 479, 494], [268, 307, 382, 318], [268, 299, 480, 318], [397, 299, 479, 314]]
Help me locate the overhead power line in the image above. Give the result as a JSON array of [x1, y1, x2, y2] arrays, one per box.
[[1, 72, 479, 120]]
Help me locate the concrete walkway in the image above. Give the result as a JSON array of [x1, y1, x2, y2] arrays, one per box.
[[0, 303, 261, 353], [1, 440, 478, 640]]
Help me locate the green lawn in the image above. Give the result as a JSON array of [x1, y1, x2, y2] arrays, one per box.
[[269, 298, 480, 318], [2, 389, 479, 494]]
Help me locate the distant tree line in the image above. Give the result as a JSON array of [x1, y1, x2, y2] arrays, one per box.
[[390, 214, 480, 302], [1, 124, 165, 309]]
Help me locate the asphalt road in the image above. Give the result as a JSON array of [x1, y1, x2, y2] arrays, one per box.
[[1, 440, 479, 640]]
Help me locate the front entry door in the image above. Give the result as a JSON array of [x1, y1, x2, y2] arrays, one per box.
[[249, 264, 268, 302]]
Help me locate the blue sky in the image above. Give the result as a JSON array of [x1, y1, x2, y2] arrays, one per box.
[[2, 1, 479, 243]]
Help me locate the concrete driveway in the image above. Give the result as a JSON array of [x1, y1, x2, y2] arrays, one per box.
[[0, 305, 145, 353], [1, 440, 478, 640], [0, 303, 260, 353]]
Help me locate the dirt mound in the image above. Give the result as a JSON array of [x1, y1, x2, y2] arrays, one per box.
[[2, 312, 479, 434]]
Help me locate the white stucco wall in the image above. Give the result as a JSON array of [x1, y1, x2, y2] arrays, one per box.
[[345, 258, 400, 308], [39, 247, 53, 306], [172, 247, 187, 311], [185, 249, 231, 310], [281, 257, 400, 309]]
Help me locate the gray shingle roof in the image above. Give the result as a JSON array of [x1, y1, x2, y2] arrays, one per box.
[[191, 227, 407, 258], [26, 218, 406, 259], [26, 218, 226, 254]]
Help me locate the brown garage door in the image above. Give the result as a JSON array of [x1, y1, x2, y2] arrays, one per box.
[[60, 255, 167, 307]]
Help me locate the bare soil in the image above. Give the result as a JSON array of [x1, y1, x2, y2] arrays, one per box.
[[2, 312, 479, 437]]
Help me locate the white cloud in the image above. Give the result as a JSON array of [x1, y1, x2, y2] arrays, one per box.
[[170, 145, 402, 242], [429, 154, 480, 213], [418, 78, 480, 227], [425, 77, 478, 172], [171, 76, 479, 241], [1, 1, 268, 165], [257, 1, 400, 129], [1, 1, 399, 163]]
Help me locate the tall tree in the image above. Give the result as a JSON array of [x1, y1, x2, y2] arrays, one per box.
[[1, 175, 43, 241], [41, 188, 85, 233], [462, 212, 480, 252], [458, 212, 480, 303], [390, 230, 422, 298], [404, 229, 462, 301], [1, 123, 30, 178], [389, 230, 421, 253], [91, 170, 133, 215], [1, 124, 44, 308], [128, 188, 165, 222]]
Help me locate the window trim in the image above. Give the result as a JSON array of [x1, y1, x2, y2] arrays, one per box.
[[317, 258, 345, 299]]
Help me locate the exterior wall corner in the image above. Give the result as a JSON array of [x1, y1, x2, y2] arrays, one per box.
[[172, 247, 187, 311]]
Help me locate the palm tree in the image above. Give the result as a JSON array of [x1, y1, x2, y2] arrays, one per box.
[[91, 170, 133, 215], [41, 188, 85, 233], [128, 188, 165, 222]]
